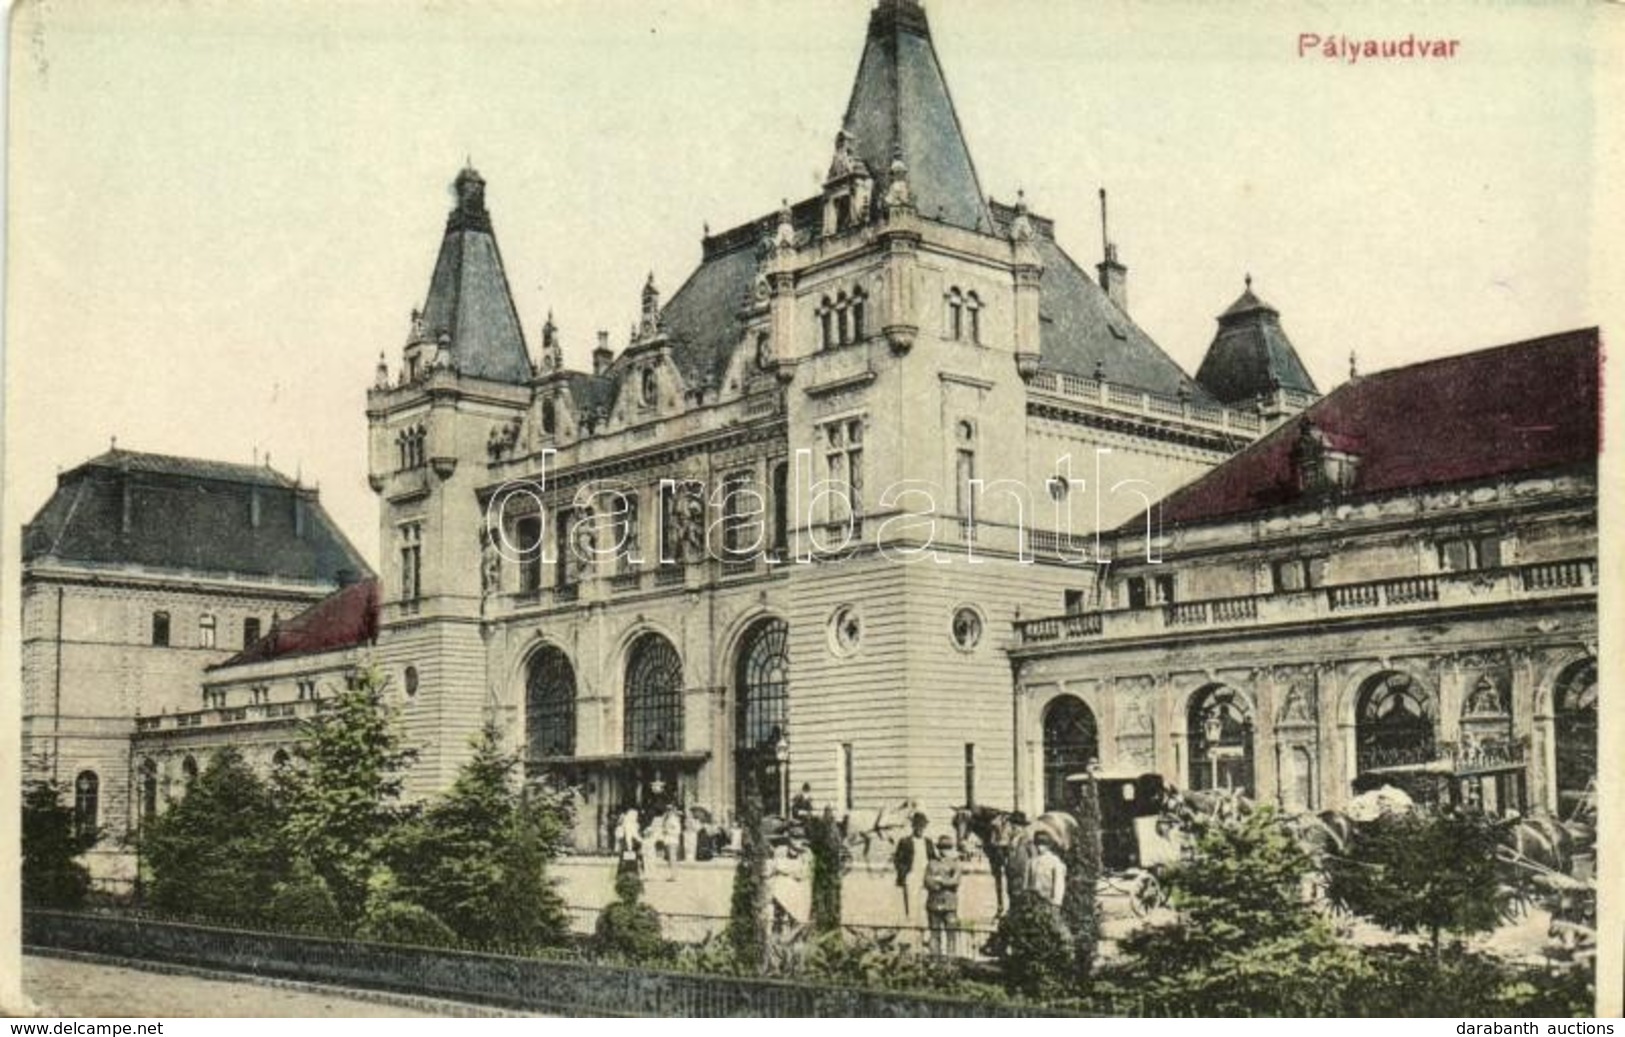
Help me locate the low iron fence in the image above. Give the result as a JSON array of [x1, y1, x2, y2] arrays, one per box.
[[23, 910, 1057, 1017]]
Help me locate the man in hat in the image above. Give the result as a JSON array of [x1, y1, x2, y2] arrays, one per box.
[[924, 834, 962, 958], [1002, 811, 1033, 908], [1027, 826, 1067, 910], [892, 811, 938, 929]]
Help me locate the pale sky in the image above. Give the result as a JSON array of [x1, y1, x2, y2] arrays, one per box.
[[5, 0, 1613, 569]]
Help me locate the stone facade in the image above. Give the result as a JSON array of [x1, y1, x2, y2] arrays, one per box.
[[1011, 333, 1599, 819], [20, 450, 370, 884]]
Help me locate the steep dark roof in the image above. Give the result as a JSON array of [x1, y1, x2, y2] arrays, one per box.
[[1194, 280, 1318, 405], [417, 166, 532, 384], [841, 0, 989, 232], [1027, 225, 1215, 402], [660, 241, 761, 392], [22, 448, 373, 584], [1138, 328, 1600, 528], [213, 578, 380, 668]]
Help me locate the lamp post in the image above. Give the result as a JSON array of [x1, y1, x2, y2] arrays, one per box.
[[774, 734, 790, 818], [1204, 711, 1224, 791]]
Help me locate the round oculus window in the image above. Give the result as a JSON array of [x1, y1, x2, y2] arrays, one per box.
[[951, 607, 983, 651], [404, 666, 419, 697], [828, 605, 862, 656]]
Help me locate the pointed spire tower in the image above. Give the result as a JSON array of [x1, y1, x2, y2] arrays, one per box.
[[840, 0, 989, 232], [412, 164, 532, 384], [1194, 275, 1319, 409]]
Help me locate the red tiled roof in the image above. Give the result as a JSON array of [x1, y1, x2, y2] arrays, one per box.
[[213, 578, 380, 668], [1141, 329, 1600, 528]]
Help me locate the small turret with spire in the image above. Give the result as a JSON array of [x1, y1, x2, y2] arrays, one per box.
[[639, 273, 661, 340], [539, 310, 563, 374]]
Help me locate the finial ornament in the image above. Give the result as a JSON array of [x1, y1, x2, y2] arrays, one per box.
[[640, 273, 660, 337], [1349, 350, 1360, 380], [883, 145, 913, 212], [774, 198, 796, 252], [1010, 188, 1035, 243], [1245, 272, 1253, 291]]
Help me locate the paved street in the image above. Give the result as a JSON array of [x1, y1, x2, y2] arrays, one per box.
[[20, 955, 484, 1018]]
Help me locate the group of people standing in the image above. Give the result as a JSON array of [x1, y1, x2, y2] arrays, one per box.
[[894, 809, 1070, 956]]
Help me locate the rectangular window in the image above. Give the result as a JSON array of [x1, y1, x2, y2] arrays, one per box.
[[243, 617, 262, 648], [516, 515, 543, 592], [964, 743, 977, 809], [1273, 559, 1307, 593], [612, 492, 641, 573], [1476, 535, 1503, 570], [399, 523, 423, 601], [555, 508, 575, 586], [1125, 574, 1174, 608], [722, 471, 757, 559], [1438, 538, 1473, 573], [1065, 589, 1087, 615], [956, 448, 976, 523], [841, 743, 855, 812], [771, 461, 789, 558], [151, 611, 170, 647], [199, 615, 217, 648]]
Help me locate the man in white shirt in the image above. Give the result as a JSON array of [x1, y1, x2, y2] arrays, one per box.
[[1027, 829, 1067, 909]]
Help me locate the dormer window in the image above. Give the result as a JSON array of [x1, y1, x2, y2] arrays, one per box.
[[639, 368, 658, 407], [541, 398, 557, 435]]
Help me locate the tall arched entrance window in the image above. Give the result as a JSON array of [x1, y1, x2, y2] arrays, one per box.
[[1355, 671, 1435, 774], [734, 618, 789, 815], [1188, 685, 1254, 796], [526, 646, 577, 761], [1552, 659, 1596, 819], [1042, 695, 1098, 811], [625, 633, 684, 753]]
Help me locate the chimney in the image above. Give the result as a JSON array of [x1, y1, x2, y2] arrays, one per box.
[[593, 330, 615, 375], [1096, 188, 1128, 311]]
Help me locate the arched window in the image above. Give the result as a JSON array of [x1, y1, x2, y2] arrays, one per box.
[[1553, 659, 1596, 817], [625, 633, 684, 753], [73, 771, 99, 843], [835, 292, 851, 346], [818, 297, 834, 351], [181, 756, 199, 785], [272, 749, 291, 769], [527, 646, 577, 760], [946, 288, 964, 340], [851, 288, 866, 342], [965, 291, 982, 344], [1187, 685, 1254, 796], [542, 398, 557, 435], [1042, 695, 1098, 811], [199, 614, 216, 648], [735, 618, 789, 814], [640, 367, 658, 407], [1355, 671, 1435, 774], [140, 758, 159, 821], [955, 420, 977, 526]]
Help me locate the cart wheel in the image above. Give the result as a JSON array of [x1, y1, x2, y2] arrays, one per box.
[[1131, 872, 1162, 917]]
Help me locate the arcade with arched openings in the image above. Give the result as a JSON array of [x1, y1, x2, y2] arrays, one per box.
[[1186, 684, 1255, 797], [1353, 670, 1438, 801], [1551, 658, 1596, 820], [1041, 695, 1098, 811], [734, 617, 789, 817]]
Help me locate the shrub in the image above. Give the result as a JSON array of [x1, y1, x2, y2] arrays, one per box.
[[21, 775, 93, 909], [725, 779, 769, 970], [266, 861, 345, 935], [807, 807, 844, 935], [1062, 778, 1103, 980], [139, 747, 285, 926], [994, 892, 1075, 1000], [359, 900, 457, 948], [593, 868, 666, 962], [1326, 808, 1513, 956]]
